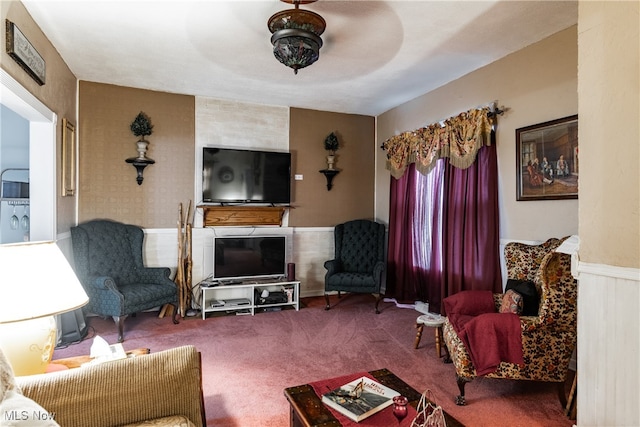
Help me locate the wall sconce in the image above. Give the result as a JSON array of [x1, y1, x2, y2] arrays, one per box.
[[126, 111, 154, 185], [319, 169, 339, 191], [126, 157, 155, 185], [319, 131, 340, 190]]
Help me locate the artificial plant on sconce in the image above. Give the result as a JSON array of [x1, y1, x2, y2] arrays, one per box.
[[320, 131, 340, 191], [126, 111, 155, 185], [324, 131, 339, 170], [130, 111, 154, 159]]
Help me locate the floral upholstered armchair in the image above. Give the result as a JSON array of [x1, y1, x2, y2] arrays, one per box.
[[442, 237, 577, 406]]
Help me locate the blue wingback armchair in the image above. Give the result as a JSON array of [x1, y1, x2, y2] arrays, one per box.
[[71, 219, 178, 342], [324, 219, 386, 313]]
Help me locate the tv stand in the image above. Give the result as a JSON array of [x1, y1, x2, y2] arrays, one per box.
[[200, 278, 299, 319]]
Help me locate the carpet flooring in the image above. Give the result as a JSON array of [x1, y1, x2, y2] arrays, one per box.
[[53, 295, 575, 427]]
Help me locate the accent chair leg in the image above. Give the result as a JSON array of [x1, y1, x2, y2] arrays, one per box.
[[455, 375, 470, 406], [414, 324, 424, 349], [443, 341, 452, 363], [564, 372, 577, 419], [373, 293, 381, 314], [113, 315, 127, 343], [171, 303, 180, 325], [557, 379, 568, 409], [324, 293, 331, 311]]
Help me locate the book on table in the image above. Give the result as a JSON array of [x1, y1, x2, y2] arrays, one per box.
[[321, 376, 400, 422]]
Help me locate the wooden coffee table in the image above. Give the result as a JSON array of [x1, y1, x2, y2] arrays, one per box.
[[284, 368, 463, 427]]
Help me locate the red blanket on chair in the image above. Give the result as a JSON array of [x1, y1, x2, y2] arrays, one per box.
[[444, 291, 523, 376]]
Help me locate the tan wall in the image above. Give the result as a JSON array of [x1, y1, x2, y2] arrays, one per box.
[[78, 82, 195, 228], [376, 26, 579, 241], [1, 0, 77, 233], [578, 1, 639, 268], [193, 99, 374, 227], [78, 85, 373, 229], [289, 108, 375, 227], [576, 4, 639, 424]]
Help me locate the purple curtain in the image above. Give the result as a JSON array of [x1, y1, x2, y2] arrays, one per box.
[[386, 165, 419, 301], [386, 143, 502, 314], [387, 162, 442, 304], [418, 159, 446, 312], [440, 142, 502, 309]]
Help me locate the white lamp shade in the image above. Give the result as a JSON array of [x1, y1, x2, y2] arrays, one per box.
[[0, 241, 89, 323]]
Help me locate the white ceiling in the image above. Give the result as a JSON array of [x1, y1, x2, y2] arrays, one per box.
[[22, 0, 577, 116]]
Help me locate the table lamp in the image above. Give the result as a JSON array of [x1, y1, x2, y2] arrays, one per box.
[[0, 241, 89, 376]]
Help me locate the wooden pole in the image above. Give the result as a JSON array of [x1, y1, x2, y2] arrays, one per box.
[[176, 203, 185, 317], [168, 200, 194, 318], [183, 201, 193, 312], [185, 223, 193, 309], [162, 202, 192, 319]]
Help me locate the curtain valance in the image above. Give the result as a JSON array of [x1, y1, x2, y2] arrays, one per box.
[[381, 106, 495, 179]]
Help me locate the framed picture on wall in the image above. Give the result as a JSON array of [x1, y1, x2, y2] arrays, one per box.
[[61, 118, 76, 197], [5, 20, 46, 85], [516, 115, 578, 201]]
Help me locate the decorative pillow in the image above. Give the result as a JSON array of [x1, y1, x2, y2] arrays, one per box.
[[0, 349, 60, 426], [443, 290, 496, 316], [0, 349, 14, 402], [500, 289, 523, 314], [505, 279, 540, 316]]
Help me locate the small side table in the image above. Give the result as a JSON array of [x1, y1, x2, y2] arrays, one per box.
[[48, 348, 150, 370], [414, 314, 445, 357]]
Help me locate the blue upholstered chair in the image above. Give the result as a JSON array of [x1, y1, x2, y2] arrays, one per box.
[[324, 219, 386, 313], [70, 219, 178, 342]]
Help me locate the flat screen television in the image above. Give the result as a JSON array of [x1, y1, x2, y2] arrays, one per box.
[[213, 236, 286, 281], [202, 147, 291, 204]]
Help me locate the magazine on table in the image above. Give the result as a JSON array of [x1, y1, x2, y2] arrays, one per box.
[[322, 376, 400, 422]]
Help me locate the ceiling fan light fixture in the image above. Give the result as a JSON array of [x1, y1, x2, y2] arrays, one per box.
[[271, 29, 322, 74], [268, 0, 326, 75]]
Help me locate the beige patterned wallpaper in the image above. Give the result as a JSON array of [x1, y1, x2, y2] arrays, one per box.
[[289, 108, 375, 227], [78, 83, 375, 229], [78, 82, 195, 228]]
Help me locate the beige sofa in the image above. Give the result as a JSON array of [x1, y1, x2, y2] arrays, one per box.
[[12, 345, 205, 427]]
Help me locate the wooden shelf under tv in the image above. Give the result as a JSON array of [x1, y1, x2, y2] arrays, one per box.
[[200, 206, 286, 226]]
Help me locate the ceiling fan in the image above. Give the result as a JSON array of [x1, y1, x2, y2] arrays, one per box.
[[267, 0, 326, 74]]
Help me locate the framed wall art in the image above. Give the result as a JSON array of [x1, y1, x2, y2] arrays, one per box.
[[5, 20, 46, 85], [516, 115, 578, 201], [61, 118, 76, 197]]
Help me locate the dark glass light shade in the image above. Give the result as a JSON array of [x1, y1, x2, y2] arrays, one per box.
[[271, 29, 323, 74]]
